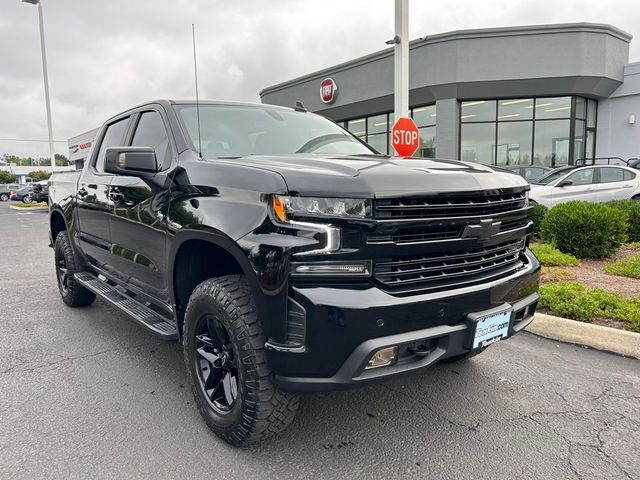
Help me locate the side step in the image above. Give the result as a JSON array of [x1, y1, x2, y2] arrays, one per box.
[[74, 272, 178, 340]]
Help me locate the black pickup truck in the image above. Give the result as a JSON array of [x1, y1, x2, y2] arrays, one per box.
[[49, 100, 540, 446]]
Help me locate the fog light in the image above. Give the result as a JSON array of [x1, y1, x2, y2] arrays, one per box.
[[365, 346, 398, 370]]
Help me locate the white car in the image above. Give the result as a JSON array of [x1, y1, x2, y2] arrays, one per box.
[[529, 165, 640, 208]]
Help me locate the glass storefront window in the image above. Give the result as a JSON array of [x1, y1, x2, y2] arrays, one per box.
[[412, 105, 437, 127], [497, 122, 532, 165], [573, 119, 586, 163], [587, 99, 597, 129], [575, 97, 586, 120], [585, 129, 596, 161], [533, 119, 570, 167], [417, 126, 436, 158], [461, 100, 496, 122], [498, 98, 533, 121], [460, 123, 496, 165], [367, 114, 388, 135], [347, 118, 366, 138], [534, 97, 572, 120]]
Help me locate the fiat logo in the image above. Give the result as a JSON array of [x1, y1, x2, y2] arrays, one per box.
[[320, 78, 338, 104]]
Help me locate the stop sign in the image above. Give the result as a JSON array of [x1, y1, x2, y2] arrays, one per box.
[[391, 117, 420, 157]]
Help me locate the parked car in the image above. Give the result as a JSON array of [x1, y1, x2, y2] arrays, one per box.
[[49, 99, 539, 446], [529, 165, 640, 208], [29, 183, 49, 203], [10, 185, 33, 203], [500, 165, 553, 183], [0, 183, 20, 201]]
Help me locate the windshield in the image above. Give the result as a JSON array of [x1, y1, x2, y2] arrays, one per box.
[[175, 105, 376, 158], [532, 167, 574, 185]]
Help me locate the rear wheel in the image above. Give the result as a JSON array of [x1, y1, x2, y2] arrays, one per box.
[[54, 231, 96, 307], [0, 193, 8, 202], [22, 195, 32, 204], [183, 275, 299, 446]]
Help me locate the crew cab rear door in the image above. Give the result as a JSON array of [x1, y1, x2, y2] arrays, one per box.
[[107, 107, 175, 299], [76, 115, 130, 266]]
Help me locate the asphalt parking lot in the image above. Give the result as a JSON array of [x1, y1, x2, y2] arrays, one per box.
[[0, 201, 639, 480]]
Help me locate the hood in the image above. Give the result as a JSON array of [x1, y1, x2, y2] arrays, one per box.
[[215, 154, 529, 197]]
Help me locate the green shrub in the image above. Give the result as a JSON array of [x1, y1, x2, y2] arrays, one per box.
[[604, 254, 640, 279], [605, 200, 640, 243], [540, 201, 627, 259], [530, 203, 547, 237], [539, 281, 640, 332], [530, 242, 579, 267]]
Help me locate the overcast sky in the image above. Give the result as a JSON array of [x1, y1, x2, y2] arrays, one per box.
[[2, 0, 640, 158]]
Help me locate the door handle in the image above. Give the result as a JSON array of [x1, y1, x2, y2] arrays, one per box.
[[77, 187, 88, 198], [585, 187, 594, 191], [623, 184, 633, 188]]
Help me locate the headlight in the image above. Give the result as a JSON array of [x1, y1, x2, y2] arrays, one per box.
[[272, 195, 371, 222]]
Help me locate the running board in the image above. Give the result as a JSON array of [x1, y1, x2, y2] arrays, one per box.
[[74, 272, 178, 340]]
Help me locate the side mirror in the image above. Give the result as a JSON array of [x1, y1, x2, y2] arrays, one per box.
[[557, 180, 573, 187], [104, 147, 158, 177]]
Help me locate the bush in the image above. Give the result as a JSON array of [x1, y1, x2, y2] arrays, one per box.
[[539, 281, 640, 332], [530, 203, 547, 237], [604, 254, 640, 279], [530, 242, 579, 266], [540, 201, 627, 259], [605, 200, 640, 243]]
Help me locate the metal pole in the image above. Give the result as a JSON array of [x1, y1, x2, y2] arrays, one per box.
[[394, 0, 409, 119], [36, 1, 55, 173]]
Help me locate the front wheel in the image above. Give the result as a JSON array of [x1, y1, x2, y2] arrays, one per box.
[[0, 193, 8, 202], [54, 231, 96, 307], [183, 275, 299, 446]]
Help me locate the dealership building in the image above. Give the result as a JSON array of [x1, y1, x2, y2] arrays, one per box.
[[260, 23, 640, 167]]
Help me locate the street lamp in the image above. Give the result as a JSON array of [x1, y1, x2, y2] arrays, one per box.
[[23, 0, 55, 174]]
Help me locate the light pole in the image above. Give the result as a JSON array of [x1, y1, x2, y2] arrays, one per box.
[[23, 0, 55, 174]]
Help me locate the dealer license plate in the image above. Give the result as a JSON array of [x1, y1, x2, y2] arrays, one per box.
[[472, 309, 512, 349]]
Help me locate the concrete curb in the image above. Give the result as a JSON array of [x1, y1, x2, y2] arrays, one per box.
[[9, 205, 48, 212], [526, 313, 640, 360]]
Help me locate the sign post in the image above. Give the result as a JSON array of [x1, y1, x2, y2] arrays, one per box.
[[392, 117, 420, 157], [394, 0, 409, 120]]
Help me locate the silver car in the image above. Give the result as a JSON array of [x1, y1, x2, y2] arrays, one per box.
[[529, 165, 640, 208]]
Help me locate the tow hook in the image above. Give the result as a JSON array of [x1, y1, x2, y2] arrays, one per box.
[[407, 344, 431, 357]]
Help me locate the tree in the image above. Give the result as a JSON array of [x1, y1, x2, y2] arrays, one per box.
[[55, 153, 70, 166], [0, 170, 15, 184], [27, 170, 51, 182]]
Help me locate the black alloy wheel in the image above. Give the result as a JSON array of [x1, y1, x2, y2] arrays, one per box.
[[57, 252, 70, 295], [193, 314, 239, 413]]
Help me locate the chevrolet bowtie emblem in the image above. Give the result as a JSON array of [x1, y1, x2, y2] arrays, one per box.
[[461, 219, 502, 241]]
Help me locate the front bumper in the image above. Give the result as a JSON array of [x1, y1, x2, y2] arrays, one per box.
[[267, 249, 540, 392]]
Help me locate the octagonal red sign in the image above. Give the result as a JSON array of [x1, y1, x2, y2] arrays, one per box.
[[392, 117, 420, 157]]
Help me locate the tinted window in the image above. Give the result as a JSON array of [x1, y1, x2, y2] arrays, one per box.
[[564, 168, 594, 186], [599, 167, 626, 183], [623, 170, 636, 181], [131, 111, 172, 170], [95, 118, 129, 172]]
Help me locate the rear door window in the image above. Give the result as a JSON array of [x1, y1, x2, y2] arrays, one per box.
[[598, 167, 625, 184]]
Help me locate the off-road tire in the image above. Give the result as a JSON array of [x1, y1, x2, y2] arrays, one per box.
[[183, 275, 299, 446], [54, 231, 96, 307]]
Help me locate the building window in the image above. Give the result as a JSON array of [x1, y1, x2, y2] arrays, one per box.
[[459, 97, 597, 167], [340, 104, 435, 156], [412, 105, 436, 158]]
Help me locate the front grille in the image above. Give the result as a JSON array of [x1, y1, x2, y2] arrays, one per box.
[[374, 239, 525, 291], [375, 191, 527, 220]]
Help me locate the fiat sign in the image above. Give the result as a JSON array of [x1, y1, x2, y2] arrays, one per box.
[[320, 78, 337, 104]]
